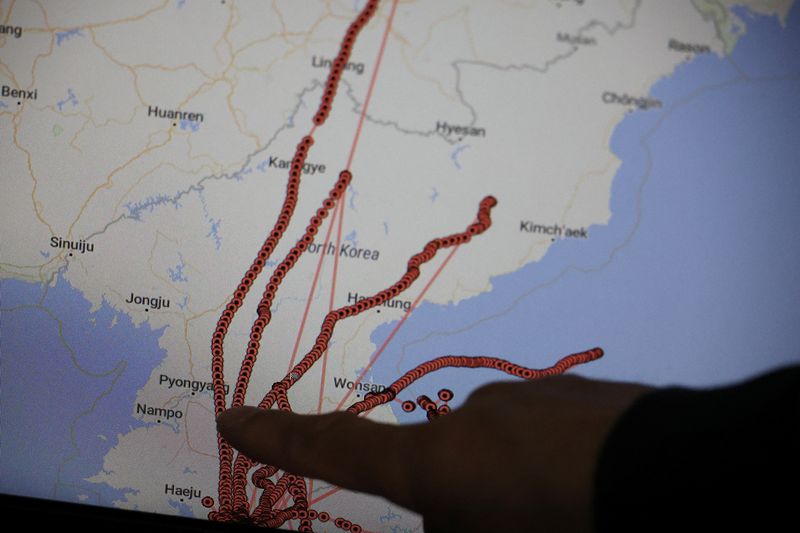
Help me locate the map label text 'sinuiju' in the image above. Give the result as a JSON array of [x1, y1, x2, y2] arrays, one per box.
[[50, 236, 93, 254]]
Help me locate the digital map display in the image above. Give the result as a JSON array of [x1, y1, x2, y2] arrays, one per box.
[[2, 1, 799, 531]]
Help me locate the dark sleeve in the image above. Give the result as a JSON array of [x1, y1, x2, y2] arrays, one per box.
[[594, 365, 800, 532]]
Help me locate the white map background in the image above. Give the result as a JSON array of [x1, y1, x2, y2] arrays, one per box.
[[2, 1, 799, 531]]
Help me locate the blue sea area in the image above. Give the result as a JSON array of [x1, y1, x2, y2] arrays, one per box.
[[368, 9, 800, 422], [0, 276, 167, 505]]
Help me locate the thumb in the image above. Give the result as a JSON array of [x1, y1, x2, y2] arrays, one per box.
[[217, 406, 425, 510]]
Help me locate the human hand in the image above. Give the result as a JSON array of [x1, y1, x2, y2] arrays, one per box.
[[217, 375, 652, 532]]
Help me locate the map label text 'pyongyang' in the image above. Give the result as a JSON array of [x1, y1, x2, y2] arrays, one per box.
[[159, 374, 229, 394]]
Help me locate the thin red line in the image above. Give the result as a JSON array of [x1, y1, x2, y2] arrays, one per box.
[[345, 0, 399, 170], [316, 0, 398, 413], [312, 209, 346, 499], [309, 486, 342, 506], [276, 491, 290, 513], [285, 206, 340, 373], [329, 201, 346, 311], [315, 201, 346, 414], [335, 245, 460, 411], [287, 0, 397, 378]]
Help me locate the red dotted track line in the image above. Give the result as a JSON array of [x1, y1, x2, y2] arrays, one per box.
[[210, 134, 319, 514], [209, 0, 605, 528], [346, 348, 605, 415], [209, 136, 315, 513], [211, 134, 315, 415], [231, 168, 352, 408], [285, 206, 340, 374], [246, 472, 363, 532], [333, 244, 459, 412], [225, 196, 498, 506], [314, 0, 379, 126], [303, 350, 603, 509], [255, 197, 497, 412], [210, 0, 381, 517], [227, 172, 353, 515]]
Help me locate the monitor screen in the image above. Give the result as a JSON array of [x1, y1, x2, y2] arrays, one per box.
[[2, 0, 799, 530]]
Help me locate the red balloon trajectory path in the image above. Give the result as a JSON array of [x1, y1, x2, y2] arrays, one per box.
[[208, 0, 603, 529]]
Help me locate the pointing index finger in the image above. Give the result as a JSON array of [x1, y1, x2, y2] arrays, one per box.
[[217, 406, 425, 510]]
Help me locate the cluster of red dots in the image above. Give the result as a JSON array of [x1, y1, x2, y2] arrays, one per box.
[[251, 465, 278, 489], [231, 168, 352, 409], [210, 136, 319, 511], [212, 134, 316, 408], [314, 0, 379, 126], [253, 195, 498, 415], [221, 194, 498, 520], [242, 473, 364, 532], [222, 195, 498, 506], [210, 0, 383, 522], [401, 388, 453, 420], [333, 517, 363, 532], [208, 0, 606, 529]]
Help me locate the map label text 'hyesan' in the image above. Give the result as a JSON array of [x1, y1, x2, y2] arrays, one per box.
[[436, 121, 486, 138]]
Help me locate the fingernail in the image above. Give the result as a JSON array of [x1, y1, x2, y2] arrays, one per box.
[[216, 406, 259, 434]]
